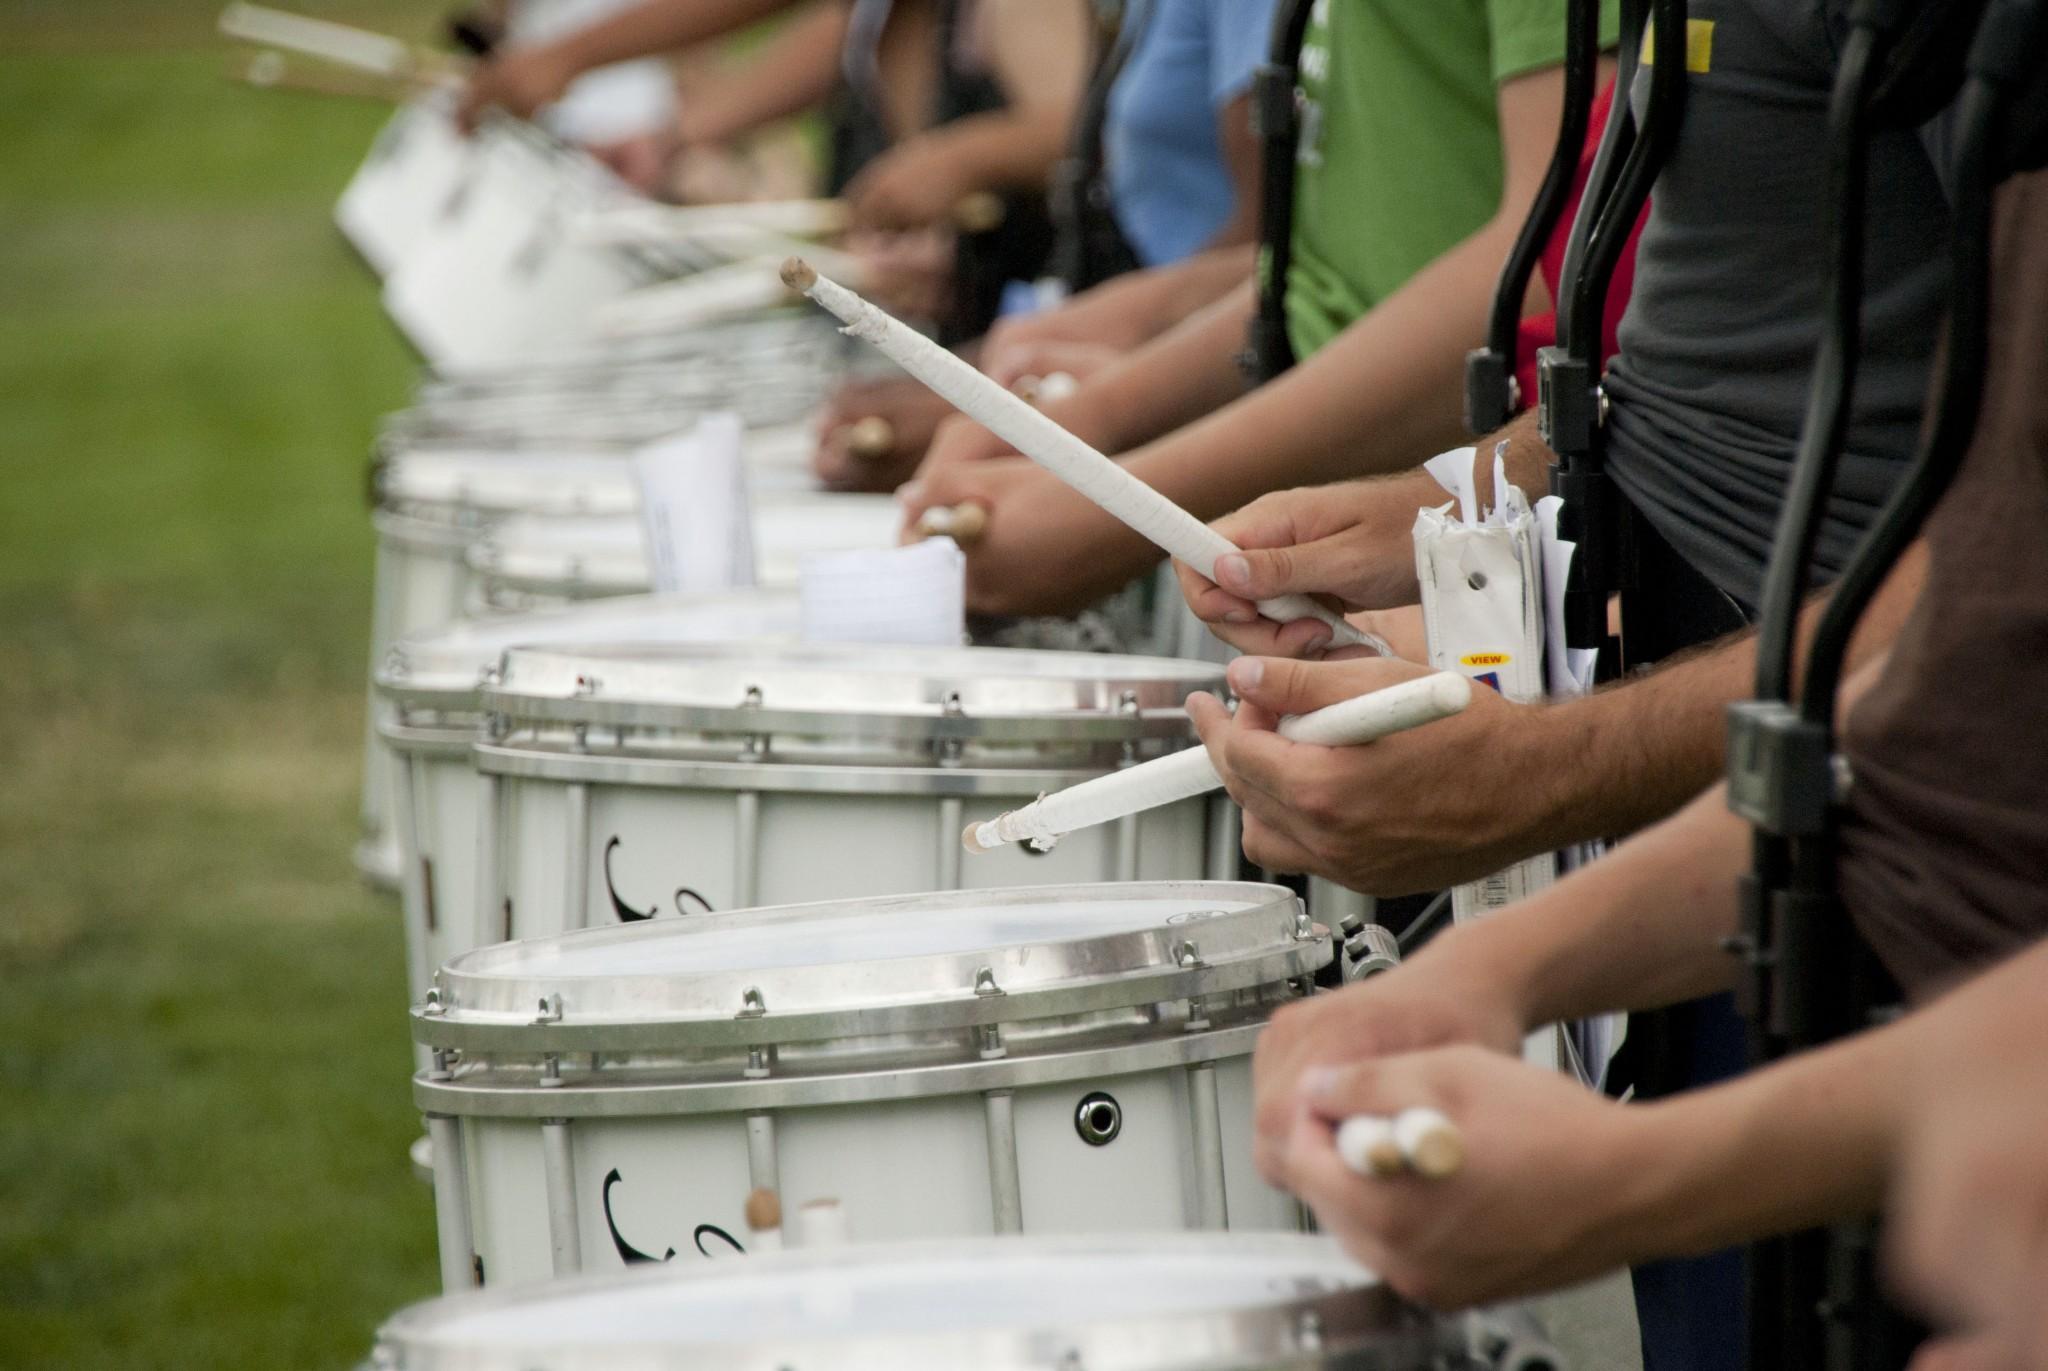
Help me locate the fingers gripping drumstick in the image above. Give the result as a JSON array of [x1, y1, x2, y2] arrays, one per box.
[[780, 258, 1390, 656], [1336, 1109, 1465, 1180], [962, 672, 1470, 854]]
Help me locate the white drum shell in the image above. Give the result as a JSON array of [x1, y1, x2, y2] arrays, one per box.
[[414, 884, 1325, 1290]]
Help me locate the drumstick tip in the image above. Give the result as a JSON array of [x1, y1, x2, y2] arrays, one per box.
[[779, 256, 818, 293], [961, 820, 1002, 854], [744, 1186, 782, 1232]]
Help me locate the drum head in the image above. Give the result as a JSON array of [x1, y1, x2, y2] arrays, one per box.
[[373, 1233, 1432, 1371]]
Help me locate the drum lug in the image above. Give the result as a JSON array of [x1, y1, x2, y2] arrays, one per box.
[[932, 691, 967, 766], [426, 1047, 454, 1083], [977, 1023, 1006, 1060], [743, 1045, 773, 1079], [1184, 996, 1210, 1032], [539, 1053, 563, 1088], [532, 993, 564, 1025], [1294, 1309, 1324, 1352]]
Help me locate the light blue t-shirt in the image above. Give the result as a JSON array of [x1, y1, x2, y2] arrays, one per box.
[[1103, 0, 1276, 267]]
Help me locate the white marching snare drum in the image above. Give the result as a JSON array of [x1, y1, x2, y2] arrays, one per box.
[[464, 496, 899, 614], [413, 883, 1326, 1290], [469, 643, 1236, 940], [375, 592, 803, 1016], [368, 1233, 1496, 1370]]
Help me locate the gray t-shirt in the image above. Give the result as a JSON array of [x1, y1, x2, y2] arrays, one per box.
[[1601, 0, 1951, 609]]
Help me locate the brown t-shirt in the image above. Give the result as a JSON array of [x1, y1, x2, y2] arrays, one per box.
[[1837, 171, 2048, 1001]]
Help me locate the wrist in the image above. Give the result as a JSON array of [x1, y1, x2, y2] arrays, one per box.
[[1411, 919, 1541, 1044]]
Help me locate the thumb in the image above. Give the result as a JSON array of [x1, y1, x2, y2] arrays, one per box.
[[1225, 654, 1433, 719], [1213, 537, 1347, 601]]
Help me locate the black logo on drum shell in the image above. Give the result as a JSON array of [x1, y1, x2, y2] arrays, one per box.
[[604, 838, 659, 922], [602, 1168, 675, 1262], [604, 837, 717, 922], [602, 1167, 745, 1263]]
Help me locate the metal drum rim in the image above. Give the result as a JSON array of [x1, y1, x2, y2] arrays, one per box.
[[368, 1231, 1439, 1371], [478, 640, 1225, 740]]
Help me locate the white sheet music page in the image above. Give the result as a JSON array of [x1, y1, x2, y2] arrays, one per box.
[[634, 413, 756, 593], [798, 537, 965, 646]]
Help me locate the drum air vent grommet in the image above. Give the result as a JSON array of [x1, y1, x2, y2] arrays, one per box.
[[1074, 1092, 1122, 1146]]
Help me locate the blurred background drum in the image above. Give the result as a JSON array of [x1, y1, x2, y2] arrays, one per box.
[[413, 883, 1327, 1288], [374, 591, 801, 1021]]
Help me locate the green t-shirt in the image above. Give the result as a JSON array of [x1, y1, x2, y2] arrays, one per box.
[[1284, 0, 1618, 358]]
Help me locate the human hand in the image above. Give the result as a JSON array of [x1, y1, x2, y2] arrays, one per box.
[[810, 376, 953, 492], [1250, 942, 1527, 1185], [586, 129, 675, 195], [984, 338, 1120, 391], [844, 228, 956, 324], [1185, 654, 1548, 894], [913, 385, 1119, 491], [1173, 479, 1430, 658], [842, 136, 973, 233], [1888, 1037, 2048, 1370], [895, 458, 1154, 616], [1278, 1045, 1642, 1307], [456, 44, 576, 131]]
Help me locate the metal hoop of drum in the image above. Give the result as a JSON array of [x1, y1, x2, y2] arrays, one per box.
[[375, 592, 804, 1025], [369, 1232, 1574, 1370], [468, 642, 1237, 944], [413, 882, 1328, 1291]]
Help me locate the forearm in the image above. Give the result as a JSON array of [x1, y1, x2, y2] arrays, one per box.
[[1067, 282, 1258, 451], [1529, 543, 1925, 850], [675, 2, 844, 145], [1123, 213, 1526, 517], [913, 108, 1072, 196], [557, 0, 802, 80], [1073, 244, 1258, 344], [1611, 1018, 1910, 1260], [1423, 784, 1750, 1032]]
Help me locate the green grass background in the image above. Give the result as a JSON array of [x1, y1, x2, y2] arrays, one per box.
[[2, 4, 455, 1365]]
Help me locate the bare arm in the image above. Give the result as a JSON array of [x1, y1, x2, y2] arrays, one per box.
[[842, 0, 1090, 230], [1111, 66, 1573, 520], [673, 1, 848, 147]]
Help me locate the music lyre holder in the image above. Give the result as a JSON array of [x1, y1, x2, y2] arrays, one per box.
[[1534, 0, 1687, 684], [1725, 1, 2048, 1366]]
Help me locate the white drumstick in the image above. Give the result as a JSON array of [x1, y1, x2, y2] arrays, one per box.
[[1337, 1108, 1465, 1180], [218, 4, 414, 78], [962, 672, 1471, 854], [780, 258, 1390, 656]]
